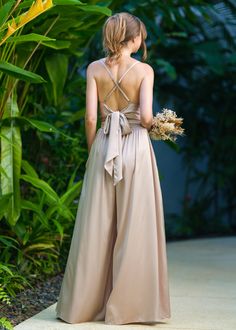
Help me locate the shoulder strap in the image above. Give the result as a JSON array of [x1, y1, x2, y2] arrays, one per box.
[[118, 61, 139, 83], [99, 59, 140, 104], [100, 59, 139, 83], [100, 59, 116, 83]]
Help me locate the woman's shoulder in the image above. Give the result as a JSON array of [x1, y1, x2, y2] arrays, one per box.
[[86, 60, 97, 70], [140, 62, 154, 75]]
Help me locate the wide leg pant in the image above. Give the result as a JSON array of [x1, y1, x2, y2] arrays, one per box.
[[55, 125, 171, 325]]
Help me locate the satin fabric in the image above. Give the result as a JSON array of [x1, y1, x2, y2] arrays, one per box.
[[55, 102, 171, 325]]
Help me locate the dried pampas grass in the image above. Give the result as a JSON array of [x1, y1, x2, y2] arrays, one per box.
[[149, 108, 185, 142]]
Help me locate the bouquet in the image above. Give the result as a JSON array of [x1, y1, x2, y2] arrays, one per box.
[[148, 108, 185, 142]]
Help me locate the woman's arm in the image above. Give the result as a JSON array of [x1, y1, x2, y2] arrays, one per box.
[[139, 63, 154, 131], [85, 62, 98, 153]]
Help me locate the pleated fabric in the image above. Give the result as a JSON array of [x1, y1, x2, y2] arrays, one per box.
[[55, 103, 171, 325]]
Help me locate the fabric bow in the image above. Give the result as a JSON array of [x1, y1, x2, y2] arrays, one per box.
[[103, 111, 133, 186]]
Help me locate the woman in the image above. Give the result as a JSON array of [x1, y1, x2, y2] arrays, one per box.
[[55, 12, 171, 325]]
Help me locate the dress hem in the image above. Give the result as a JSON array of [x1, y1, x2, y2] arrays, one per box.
[[56, 312, 171, 325], [104, 315, 171, 325]]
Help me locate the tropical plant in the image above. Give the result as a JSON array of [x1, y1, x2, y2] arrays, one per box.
[[0, 1, 111, 322], [0, 0, 109, 225], [0, 262, 31, 303], [0, 261, 30, 329]]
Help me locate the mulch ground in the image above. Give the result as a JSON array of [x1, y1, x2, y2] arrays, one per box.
[[0, 272, 64, 328]]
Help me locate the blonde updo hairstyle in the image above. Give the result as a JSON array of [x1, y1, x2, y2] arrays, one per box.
[[102, 12, 147, 66]]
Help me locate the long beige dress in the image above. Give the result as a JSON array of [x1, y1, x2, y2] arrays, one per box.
[[55, 59, 171, 325]]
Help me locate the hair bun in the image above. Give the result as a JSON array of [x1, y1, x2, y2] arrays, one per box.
[[102, 12, 147, 65]]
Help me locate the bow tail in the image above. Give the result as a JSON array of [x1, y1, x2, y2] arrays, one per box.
[[104, 113, 123, 185], [104, 132, 123, 185], [113, 131, 123, 185], [104, 154, 123, 186]]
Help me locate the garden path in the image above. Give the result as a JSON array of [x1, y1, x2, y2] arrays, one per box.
[[14, 236, 236, 330]]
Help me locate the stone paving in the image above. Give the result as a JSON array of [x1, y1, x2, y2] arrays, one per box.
[[14, 236, 236, 330]]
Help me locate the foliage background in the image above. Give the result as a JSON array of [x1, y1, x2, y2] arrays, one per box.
[[0, 0, 235, 327]]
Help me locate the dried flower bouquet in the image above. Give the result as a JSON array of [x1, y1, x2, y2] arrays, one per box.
[[149, 108, 185, 142]]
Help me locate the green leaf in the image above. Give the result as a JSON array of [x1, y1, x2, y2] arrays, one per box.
[[0, 193, 12, 220], [53, 0, 84, 5], [0, 132, 14, 145], [0, 1, 14, 27], [20, 175, 59, 205], [0, 164, 9, 180], [5, 33, 56, 43], [21, 160, 39, 178], [45, 53, 68, 106], [41, 40, 71, 49], [0, 234, 19, 248], [60, 180, 82, 207], [0, 61, 47, 83], [22, 117, 59, 133], [53, 219, 64, 239], [77, 4, 112, 16], [21, 199, 47, 227], [18, 117, 75, 140], [0, 264, 13, 275], [45, 203, 74, 221], [0, 93, 22, 226], [53, 1, 112, 15], [67, 166, 79, 190], [22, 231, 30, 246], [24, 243, 55, 252]]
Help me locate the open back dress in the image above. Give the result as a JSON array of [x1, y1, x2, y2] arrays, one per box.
[[55, 58, 171, 325]]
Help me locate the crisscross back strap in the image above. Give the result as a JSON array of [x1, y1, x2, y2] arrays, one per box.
[[100, 59, 139, 103], [118, 61, 139, 83]]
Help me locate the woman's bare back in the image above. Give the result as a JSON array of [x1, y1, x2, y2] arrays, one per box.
[[94, 57, 146, 121], [86, 57, 154, 130]]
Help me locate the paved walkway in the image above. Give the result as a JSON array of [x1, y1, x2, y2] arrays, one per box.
[[14, 236, 236, 330]]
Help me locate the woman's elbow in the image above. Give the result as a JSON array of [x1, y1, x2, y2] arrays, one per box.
[[140, 117, 153, 131], [85, 115, 97, 125]]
